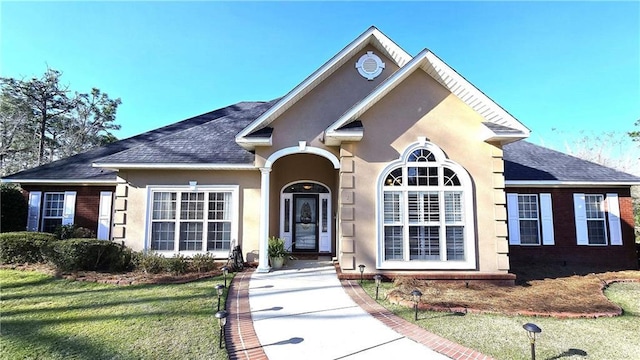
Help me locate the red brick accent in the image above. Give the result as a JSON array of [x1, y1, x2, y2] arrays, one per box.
[[225, 269, 268, 360], [507, 187, 638, 270], [21, 185, 115, 234], [334, 263, 516, 285]]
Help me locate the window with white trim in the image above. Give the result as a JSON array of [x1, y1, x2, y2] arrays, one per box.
[[148, 187, 237, 254], [517, 195, 541, 245], [573, 193, 622, 246], [42, 192, 65, 233], [507, 193, 554, 246], [378, 143, 475, 269], [585, 194, 607, 245]]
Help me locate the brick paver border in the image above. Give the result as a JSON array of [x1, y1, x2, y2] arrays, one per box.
[[341, 279, 495, 360], [225, 269, 268, 360], [224, 267, 494, 360]]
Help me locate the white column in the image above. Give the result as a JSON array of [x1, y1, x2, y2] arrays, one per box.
[[256, 167, 272, 273]]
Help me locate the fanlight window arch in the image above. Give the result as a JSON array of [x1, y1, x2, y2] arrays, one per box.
[[378, 142, 475, 269]]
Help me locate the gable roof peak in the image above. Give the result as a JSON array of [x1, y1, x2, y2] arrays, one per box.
[[325, 48, 530, 145], [235, 26, 412, 150]]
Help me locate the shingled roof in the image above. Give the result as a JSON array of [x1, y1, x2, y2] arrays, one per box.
[[94, 100, 277, 167], [503, 140, 640, 184], [2, 100, 276, 182], [3, 100, 638, 185]]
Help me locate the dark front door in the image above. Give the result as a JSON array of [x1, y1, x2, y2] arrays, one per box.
[[293, 194, 318, 252]]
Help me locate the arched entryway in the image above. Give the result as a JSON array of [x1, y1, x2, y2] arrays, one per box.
[[280, 181, 332, 253], [256, 143, 340, 272]]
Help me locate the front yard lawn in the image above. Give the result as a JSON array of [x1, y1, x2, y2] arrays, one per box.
[[362, 269, 640, 360], [0, 269, 229, 360]]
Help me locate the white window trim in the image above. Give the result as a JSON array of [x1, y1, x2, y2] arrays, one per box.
[[39, 191, 76, 232], [376, 141, 476, 270], [41, 192, 65, 231], [507, 193, 555, 246], [144, 185, 239, 257], [574, 193, 621, 246]]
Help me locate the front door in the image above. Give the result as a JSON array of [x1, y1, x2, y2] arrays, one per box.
[[293, 194, 318, 251], [280, 182, 332, 253]]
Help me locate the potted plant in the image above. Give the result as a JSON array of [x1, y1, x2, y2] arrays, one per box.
[[268, 236, 288, 269]]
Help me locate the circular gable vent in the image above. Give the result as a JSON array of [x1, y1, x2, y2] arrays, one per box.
[[356, 51, 385, 80]]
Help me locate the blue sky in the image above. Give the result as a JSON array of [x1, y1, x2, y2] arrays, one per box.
[[1, 1, 639, 150]]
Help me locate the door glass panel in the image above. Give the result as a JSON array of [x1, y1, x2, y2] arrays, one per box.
[[322, 198, 328, 232], [295, 196, 317, 250], [284, 198, 291, 232]]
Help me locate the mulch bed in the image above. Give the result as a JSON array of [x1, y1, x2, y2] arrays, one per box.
[[1, 263, 223, 286]]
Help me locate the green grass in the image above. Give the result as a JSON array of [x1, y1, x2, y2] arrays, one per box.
[[363, 281, 640, 360], [0, 269, 231, 360]]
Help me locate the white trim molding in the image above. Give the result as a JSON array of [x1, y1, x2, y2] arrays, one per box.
[[93, 163, 256, 171], [376, 140, 476, 270], [143, 184, 240, 258], [264, 145, 340, 169]]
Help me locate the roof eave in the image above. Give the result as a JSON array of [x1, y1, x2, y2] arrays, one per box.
[[482, 133, 529, 145], [0, 178, 118, 186], [505, 180, 640, 187], [236, 136, 273, 151], [92, 163, 256, 171], [324, 130, 364, 146]]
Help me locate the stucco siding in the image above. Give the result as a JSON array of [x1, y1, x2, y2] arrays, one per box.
[[341, 69, 505, 274], [114, 170, 261, 260]]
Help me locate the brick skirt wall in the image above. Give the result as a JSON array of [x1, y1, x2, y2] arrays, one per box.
[[506, 187, 638, 270]]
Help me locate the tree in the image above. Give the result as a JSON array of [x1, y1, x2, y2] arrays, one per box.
[[0, 91, 38, 174], [630, 119, 640, 145], [0, 68, 121, 176], [0, 184, 28, 232]]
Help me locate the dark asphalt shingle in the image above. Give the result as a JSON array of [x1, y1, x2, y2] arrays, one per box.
[[503, 140, 640, 182], [3, 100, 638, 185]]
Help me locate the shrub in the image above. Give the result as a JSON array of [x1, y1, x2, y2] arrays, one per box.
[[0, 232, 57, 264], [43, 239, 131, 272], [191, 252, 217, 272], [166, 254, 189, 275], [55, 224, 95, 240], [0, 185, 28, 232], [137, 251, 167, 274]]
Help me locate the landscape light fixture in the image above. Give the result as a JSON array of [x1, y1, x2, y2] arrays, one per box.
[[215, 284, 225, 311], [215, 310, 229, 349], [373, 274, 382, 300], [221, 266, 229, 287], [522, 322, 542, 360], [411, 289, 422, 321], [358, 264, 365, 283]]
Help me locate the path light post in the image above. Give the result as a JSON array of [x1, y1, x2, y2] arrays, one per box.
[[221, 266, 229, 287], [358, 264, 365, 283], [411, 289, 422, 321], [373, 274, 382, 300], [523, 323, 542, 360], [215, 284, 225, 311], [215, 310, 229, 349]]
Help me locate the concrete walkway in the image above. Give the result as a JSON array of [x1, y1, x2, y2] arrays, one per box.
[[225, 260, 494, 360]]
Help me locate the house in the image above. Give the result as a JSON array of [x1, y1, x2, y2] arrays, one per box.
[[3, 27, 638, 282]]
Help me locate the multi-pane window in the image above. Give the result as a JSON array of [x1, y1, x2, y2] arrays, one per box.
[[42, 193, 65, 233], [518, 195, 540, 245], [150, 188, 235, 253], [381, 146, 470, 265], [585, 194, 607, 245]]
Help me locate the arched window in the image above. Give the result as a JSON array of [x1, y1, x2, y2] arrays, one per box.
[[378, 142, 475, 269]]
